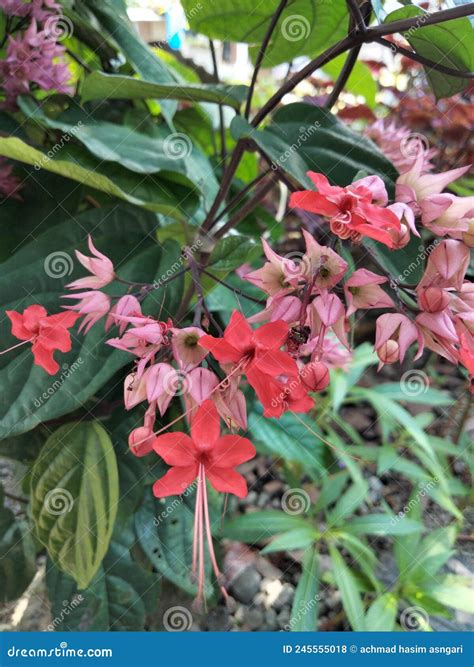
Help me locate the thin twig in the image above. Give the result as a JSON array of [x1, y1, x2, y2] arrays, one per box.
[[375, 36, 474, 79], [214, 175, 279, 240], [245, 0, 289, 119], [211, 168, 272, 228], [368, 4, 474, 38], [346, 0, 367, 33], [201, 269, 267, 305], [325, 45, 362, 109], [209, 39, 227, 164]]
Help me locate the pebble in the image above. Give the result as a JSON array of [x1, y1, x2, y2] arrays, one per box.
[[245, 608, 264, 631], [229, 567, 262, 604]]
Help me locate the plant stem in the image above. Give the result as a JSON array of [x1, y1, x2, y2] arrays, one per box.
[[325, 45, 362, 109], [201, 140, 246, 232], [211, 168, 272, 228], [368, 4, 474, 38], [209, 39, 227, 164], [201, 269, 266, 305], [245, 0, 289, 119], [213, 174, 279, 240], [375, 36, 474, 78]]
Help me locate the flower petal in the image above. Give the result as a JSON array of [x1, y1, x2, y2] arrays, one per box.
[[254, 319, 289, 349], [209, 435, 256, 468], [206, 467, 248, 498], [153, 464, 199, 498], [152, 432, 197, 466], [191, 399, 221, 451]]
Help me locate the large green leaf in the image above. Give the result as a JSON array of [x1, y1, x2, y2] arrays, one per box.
[[181, 0, 349, 67], [31, 422, 118, 589], [342, 514, 423, 536], [248, 408, 325, 480], [329, 545, 366, 630], [83, 0, 178, 123], [46, 520, 159, 630], [384, 6, 473, 99], [0, 206, 183, 438], [231, 104, 398, 190], [365, 593, 397, 631], [290, 547, 319, 631], [0, 486, 36, 602], [81, 71, 248, 110], [223, 510, 311, 543], [0, 137, 197, 218], [135, 492, 213, 597], [324, 57, 377, 108]]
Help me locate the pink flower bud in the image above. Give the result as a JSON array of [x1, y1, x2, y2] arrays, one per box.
[[377, 339, 400, 364], [418, 287, 450, 313], [301, 361, 330, 392], [128, 427, 155, 457]]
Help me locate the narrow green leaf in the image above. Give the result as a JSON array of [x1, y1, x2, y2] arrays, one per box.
[[290, 547, 319, 631], [329, 545, 366, 630]]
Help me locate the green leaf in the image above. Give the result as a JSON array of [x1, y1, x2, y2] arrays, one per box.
[[0, 489, 36, 602], [0, 206, 183, 438], [262, 527, 317, 554], [31, 422, 119, 589], [427, 575, 474, 614], [182, 0, 349, 68], [46, 520, 159, 630], [343, 514, 422, 536], [0, 137, 196, 218], [363, 234, 426, 285], [223, 510, 311, 543], [324, 57, 377, 108], [248, 409, 325, 481], [135, 492, 212, 597], [327, 479, 369, 526], [231, 104, 397, 191], [384, 6, 473, 99], [83, 0, 178, 123], [369, 383, 452, 406], [329, 545, 366, 630], [335, 532, 380, 592], [81, 71, 248, 110], [314, 471, 349, 512], [365, 593, 397, 631], [290, 547, 319, 631], [208, 236, 261, 273]]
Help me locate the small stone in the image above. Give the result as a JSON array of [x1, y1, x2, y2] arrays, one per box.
[[246, 491, 258, 505], [257, 492, 270, 508], [369, 476, 383, 492], [263, 608, 278, 630], [263, 480, 282, 494], [277, 608, 291, 628], [229, 567, 262, 604], [245, 608, 264, 631]]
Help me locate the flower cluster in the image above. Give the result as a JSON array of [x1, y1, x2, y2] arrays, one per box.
[[3, 147, 473, 605], [0, 0, 73, 110]]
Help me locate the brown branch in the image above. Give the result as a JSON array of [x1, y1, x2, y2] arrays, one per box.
[[325, 45, 362, 109], [209, 39, 227, 164], [375, 36, 474, 79], [245, 0, 290, 119], [367, 4, 474, 38], [211, 168, 272, 228]]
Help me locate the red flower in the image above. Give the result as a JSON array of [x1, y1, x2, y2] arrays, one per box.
[[152, 400, 256, 499], [200, 311, 298, 412], [290, 172, 400, 248], [6, 305, 79, 374], [152, 400, 256, 609]]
